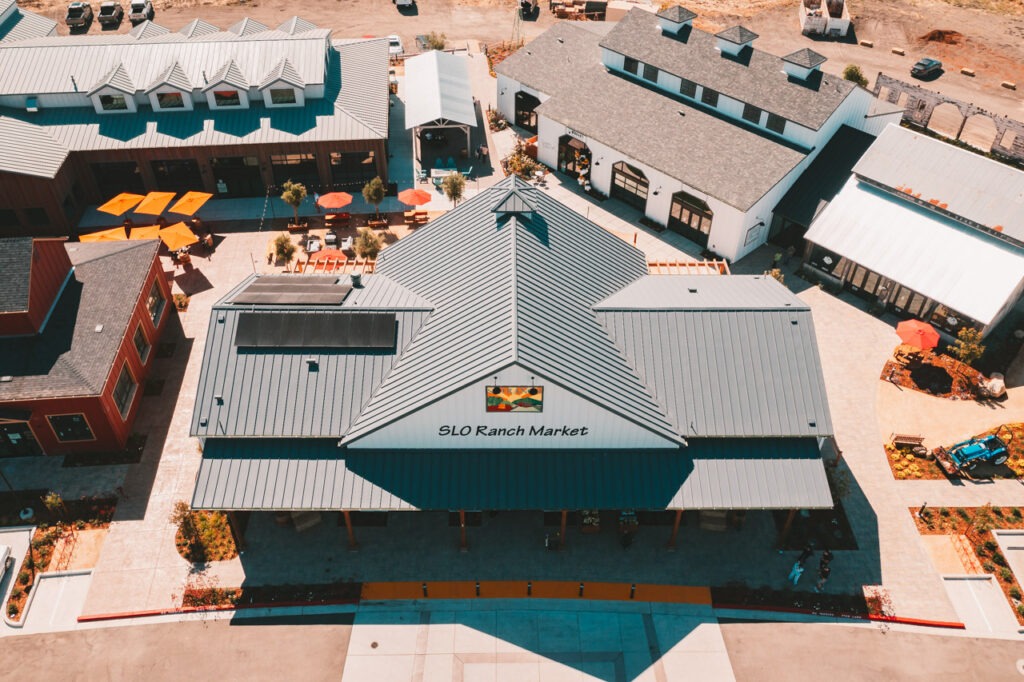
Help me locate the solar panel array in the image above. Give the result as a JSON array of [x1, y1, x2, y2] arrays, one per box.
[[231, 275, 352, 306], [234, 312, 397, 349]]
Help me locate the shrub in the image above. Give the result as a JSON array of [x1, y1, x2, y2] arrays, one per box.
[[982, 561, 994, 573], [442, 172, 466, 206], [425, 31, 446, 50], [354, 228, 383, 260], [949, 327, 985, 367], [172, 293, 190, 312], [992, 552, 1007, 567], [957, 508, 971, 521], [1011, 586, 1022, 600], [273, 234, 296, 264], [1000, 568, 1013, 582], [939, 507, 950, 517], [842, 64, 868, 88], [7, 603, 17, 617], [1012, 508, 1023, 519], [11, 588, 22, 600], [983, 539, 999, 552], [362, 176, 386, 218], [992, 507, 1003, 516], [17, 571, 29, 586], [1018, 604, 1024, 617]]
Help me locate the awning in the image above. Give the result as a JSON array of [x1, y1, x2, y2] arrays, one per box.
[[805, 178, 1024, 326], [403, 50, 477, 130], [192, 438, 833, 511]]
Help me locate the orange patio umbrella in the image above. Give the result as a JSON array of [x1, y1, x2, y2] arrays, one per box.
[[158, 222, 198, 251], [79, 226, 128, 242], [129, 225, 161, 240], [896, 319, 940, 350], [316, 192, 354, 210], [397, 188, 432, 206], [135, 191, 177, 216], [308, 248, 349, 262], [169, 191, 213, 216], [97, 193, 145, 216]]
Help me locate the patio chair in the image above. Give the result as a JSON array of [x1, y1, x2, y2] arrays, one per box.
[[463, 166, 474, 179], [417, 169, 429, 184], [446, 156, 456, 168], [433, 157, 443, 168]]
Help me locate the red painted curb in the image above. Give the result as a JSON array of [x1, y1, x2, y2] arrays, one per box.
[[77, 598, 359, 623], [713, 602, 965, 630]]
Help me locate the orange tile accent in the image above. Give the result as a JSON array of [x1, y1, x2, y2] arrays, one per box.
[[423, 582, 478, 599], [530, 581, 580, 599], [360, 580, 711, 604], [578, 582, 632, 601], [479, 581, 528, 599], [361, 582, 425, 600], [632, 584, 712, 605]]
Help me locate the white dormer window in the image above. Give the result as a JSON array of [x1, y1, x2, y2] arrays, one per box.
[[157, 92, 184, 109], [270, 88, 296, 105], [90, 87, 137, 114], [100, 94, 128, 111], [213, 90, 241, 107]]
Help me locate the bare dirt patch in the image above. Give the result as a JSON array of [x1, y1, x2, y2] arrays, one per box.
[[919, 29, 964, 44], [48, 528, 107, 571]]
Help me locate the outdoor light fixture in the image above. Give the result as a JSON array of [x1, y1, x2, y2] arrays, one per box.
[[491, 387, 502, 395], [653, 187, 662, 196]]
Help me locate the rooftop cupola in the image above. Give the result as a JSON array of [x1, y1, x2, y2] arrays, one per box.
[[656, 5, 696, 35], [715, 25, 758, 57], [781, 48, 828, 81]]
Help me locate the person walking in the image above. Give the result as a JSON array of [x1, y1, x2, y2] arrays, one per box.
[[787, 562, 804, 586], [819, 548, 833, 572], [814, 564, 831, 592], [797, 543, 814, 566]]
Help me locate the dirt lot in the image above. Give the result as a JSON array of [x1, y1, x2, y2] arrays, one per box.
[[21, 0, 1024, 119]]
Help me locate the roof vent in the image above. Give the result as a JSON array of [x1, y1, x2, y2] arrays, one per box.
[[94, 324, 104, 333], [782, 48, 827, 81], [656, 6, 696, 35], [350, 272, 362, 288], [305, 357, 319, 370], [0, 376, 12, 383], [715, 26, 758, 57], [26, 96, 38, 113], [687, 288, 698, 293], [214, 394, 224, 405]]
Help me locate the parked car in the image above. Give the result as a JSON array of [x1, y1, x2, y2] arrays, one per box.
[[128, 0, 153, 24], [911, 58, 942, 79], [393, 0, 415, 11], [387, 34, 403, 57], [65, 2, 93, 29], [97, 1, 123, 26], [0, 545, 11, 581]]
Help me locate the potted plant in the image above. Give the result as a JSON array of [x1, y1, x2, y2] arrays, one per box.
[[280, 180, 308, 231]]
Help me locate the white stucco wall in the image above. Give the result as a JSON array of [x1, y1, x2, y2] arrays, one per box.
[[350, 363, 679, 450]]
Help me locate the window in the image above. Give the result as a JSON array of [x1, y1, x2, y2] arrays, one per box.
[[48, 414, 94, 442], [26, 207, 48, 226], [766, 113, 787, 134], [151, 159, 202, 193], [642, 64, 659, 83], [330, 151, 377, 185], [213, 90, 240, 107], [679, 78, 697, 98], [623, 57, 639, 75], [742, 103, 762, 124], [99, 94, 128, 111], [134, 325, 151, 363], [700, 88, 719, 107], [146, 281, 165, 326], [270, 88, 296, 105], [156, 91, 184, 109], [668, 192, 714, 242], [112, 365, 138, 419]]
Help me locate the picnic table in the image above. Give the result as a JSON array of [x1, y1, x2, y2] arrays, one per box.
[[431, 168, 459, 186]]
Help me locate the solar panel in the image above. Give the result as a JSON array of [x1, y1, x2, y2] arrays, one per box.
[[231, 276, 352, 305], [234, 312, 397, 349]]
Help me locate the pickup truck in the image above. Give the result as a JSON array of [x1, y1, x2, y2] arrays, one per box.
[[97, 1, 123, 26], [65, 2, 93, 29], [128, 0, 154, 25]]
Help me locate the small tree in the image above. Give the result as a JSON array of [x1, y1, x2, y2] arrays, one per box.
[[362, 176, 386, 219], [442, 172, 466, 206], [765, 268, 785, 286], [280, 180, 307, 226], [273, 233, 296, 264], [842, 64, 868, 88], [42, 491, 65, 522], [949, 327, 985, 367], [354, 227, 383, 259], [425, 31, 446, 51], [170, 500, 199, 547]]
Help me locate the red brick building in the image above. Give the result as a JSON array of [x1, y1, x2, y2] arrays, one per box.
[[0, 236, 170, 456]]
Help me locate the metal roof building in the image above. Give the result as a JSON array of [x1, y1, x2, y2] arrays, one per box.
[[191, 175, 835, 517]]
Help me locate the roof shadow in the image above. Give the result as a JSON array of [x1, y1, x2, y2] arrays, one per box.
[[0, 278, 81, 379]]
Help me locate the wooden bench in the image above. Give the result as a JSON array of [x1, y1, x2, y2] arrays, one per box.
[[403, 210, 417, 225], [367, 219, 388, 229], [890, 433, 925, 449], [413, 211, 429, 224]]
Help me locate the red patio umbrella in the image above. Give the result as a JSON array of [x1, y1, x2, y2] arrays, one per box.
[[896, 319, 940, 350], [308, 249, 349, 262], [397, 188, 432, 206], [316, 192, 353, 210]]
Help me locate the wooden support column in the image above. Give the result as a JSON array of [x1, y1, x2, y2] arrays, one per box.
[[226, 511, 246, 551], [559, 510, 567, 550], [459, 510, 468, 552], [830, 436, 844, 468], [777, 509, 797, 548], [342, 510, 359, 551], [666, 509, 684, 550]]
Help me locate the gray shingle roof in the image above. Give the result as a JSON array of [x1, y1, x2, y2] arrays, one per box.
[[0, 38, 389, 178], [783, 47, 827, 69], [715, 25, 758, 44], [0, 236, 32, 313], [594, 275, 833, 438], [87, 62, 135, 95], [192, 437, 832, 511], [259, 56, 304, 89], [598, 9, 855, 130], [344, 175, 681, 445], [190, 273, 433, 438], [0, 240, 158, 401], [656, 5, 696, 23], [497, 22, 806, 211], [145, 60, 192, 94]]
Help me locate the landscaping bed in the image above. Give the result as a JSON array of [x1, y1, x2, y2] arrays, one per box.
[[485, 40, 523, 77], [912, 504, 1024, 624], [62, 434, 146, 468], [174, 508, 239, 563], [182, 579, 362, 609], [885, 423, 1024, 480], [880, 350, 984, 400]]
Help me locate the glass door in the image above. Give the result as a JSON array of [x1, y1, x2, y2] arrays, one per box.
[[610, 162, 649, 211], [890, 285, 931, 318], [0, 421, 42, 457], [847, 264, 883, 300]]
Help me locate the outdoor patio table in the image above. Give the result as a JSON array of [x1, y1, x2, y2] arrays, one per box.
[[431, 168, 459, 186]]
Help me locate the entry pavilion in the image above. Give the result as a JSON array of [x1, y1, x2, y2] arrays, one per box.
[[404, 50, 477, 174], [190, 175, 835, 549]]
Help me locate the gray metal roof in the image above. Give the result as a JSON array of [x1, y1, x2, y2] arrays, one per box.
[[191, 437, 832, 511], [852, 125, 1024, 243], [87, 62, 135, 96], [228, 18, 268, 36], [595, 276, 833, 438], [128, 20, 170, 41], [0, 2, 56, 44], [403, 50, 477, 130], [259, 57, 304, 89], [0, 38, 390, 178], [344, 175, 681, 445], [277, 16, 317, 35], [178, 19, 219, 39], [0, 236, 32, 313], [497, 22, 807, 211], [204, 58, 249, 91], [598, 9, 854, 130], [190, 273, 433, 438], [145, 61, 193, 94], [0, 240, 158, 401], [0, 25, 332, 96]]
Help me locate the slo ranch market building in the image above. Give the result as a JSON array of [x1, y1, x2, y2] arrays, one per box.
[[190, 176, 837, 547]]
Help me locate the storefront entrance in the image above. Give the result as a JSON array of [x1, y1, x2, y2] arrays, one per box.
[[667, 191, 713, 247], [889, 284, 931, 319], [557, 135, 591, 181], [515, 91, 540, 133], [610, 161, 649, 211], [0, 421, 42, 458], [270, 153, 319, 190], [210, 156, 264, 197], [151, 159, 204, 194], [846, 263, 885, 301], [90, 161, 145, 198]]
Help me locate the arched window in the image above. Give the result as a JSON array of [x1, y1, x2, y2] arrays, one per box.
[[667, 191, 713, 246]]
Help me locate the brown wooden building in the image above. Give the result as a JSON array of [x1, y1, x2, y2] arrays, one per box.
[[0, 237, 171, 456]]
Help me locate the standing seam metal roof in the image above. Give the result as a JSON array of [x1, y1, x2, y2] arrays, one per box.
[[403, 50, 477, 129]]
